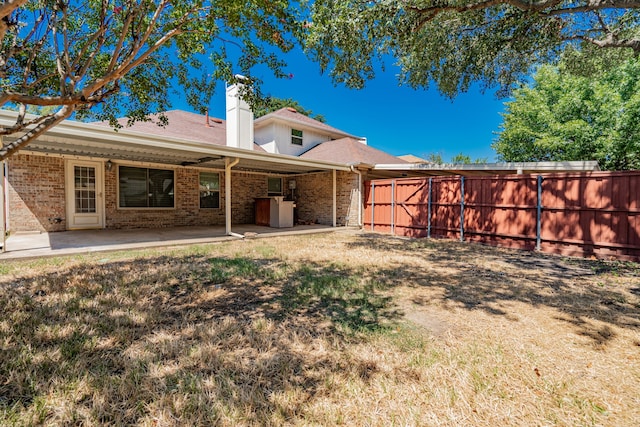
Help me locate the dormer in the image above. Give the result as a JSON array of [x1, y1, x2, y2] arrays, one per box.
[[254, 107, 359, 156]]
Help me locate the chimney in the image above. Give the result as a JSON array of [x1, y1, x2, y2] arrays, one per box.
[[226, 76, 254, 150]]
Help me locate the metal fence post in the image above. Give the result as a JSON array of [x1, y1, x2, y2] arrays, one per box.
[[536, 175, 543, 251], [391, 180, 395, 235], [427, 177, 432, 238], [460, 176, 465, 242], [370, 181, 375, 232]]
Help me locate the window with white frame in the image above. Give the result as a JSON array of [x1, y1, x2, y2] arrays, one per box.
[[118, 166, 174, 208], [267, 177, 283, 196], [200, 172, 220, 209], [291, 128, 303, 146]]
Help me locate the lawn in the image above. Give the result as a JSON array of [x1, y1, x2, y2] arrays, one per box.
[[1, 231, 639, 426]]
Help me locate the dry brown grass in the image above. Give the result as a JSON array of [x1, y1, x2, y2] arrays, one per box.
[[1, 231, 639, 426]]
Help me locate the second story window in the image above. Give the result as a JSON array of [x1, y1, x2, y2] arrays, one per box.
[[291, 129, 303, 146]]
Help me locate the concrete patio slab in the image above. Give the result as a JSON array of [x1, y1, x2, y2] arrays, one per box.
[[0, 224, 341, 261]]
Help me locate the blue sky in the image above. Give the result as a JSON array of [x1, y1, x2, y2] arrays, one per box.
[[174, 49, 507, 163]]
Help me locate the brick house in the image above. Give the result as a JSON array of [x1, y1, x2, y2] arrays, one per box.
[[0, 83, 407, 237]]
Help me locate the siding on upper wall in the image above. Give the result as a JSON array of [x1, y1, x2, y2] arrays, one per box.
[[255, 121, 331, 156], [254, 123, 276, 151]]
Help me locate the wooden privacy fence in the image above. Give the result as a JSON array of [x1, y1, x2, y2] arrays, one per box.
[[363, 171, 640, 261]]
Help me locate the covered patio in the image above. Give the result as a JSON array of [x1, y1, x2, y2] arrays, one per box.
[[0, 223, 341, 260], [0, 110, 361, 254]]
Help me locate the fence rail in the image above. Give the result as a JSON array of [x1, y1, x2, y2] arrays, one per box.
[[363, 171, 640, 261]]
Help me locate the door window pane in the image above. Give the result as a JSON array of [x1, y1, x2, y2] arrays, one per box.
[[74, 166, 96, 213]]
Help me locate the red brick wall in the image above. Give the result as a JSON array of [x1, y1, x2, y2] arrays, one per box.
[[231, 172, 271, 224], [8, 153, 362, 232], [293, 171, 360, 226], [338, 171, 360, 226], [105, 166, 274, 228], [8, 154, 66, 232], [105, 166, 228, 229]]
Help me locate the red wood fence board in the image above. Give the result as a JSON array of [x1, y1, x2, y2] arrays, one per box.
[[364, 171, 640, 262]]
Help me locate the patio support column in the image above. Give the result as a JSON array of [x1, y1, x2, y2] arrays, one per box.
[[225, 157, 240, 235], [332, 169, 337, 227], [350, 165, 363, 227]]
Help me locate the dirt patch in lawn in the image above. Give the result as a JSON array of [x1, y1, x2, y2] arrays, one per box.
[[1, 230, 638, 426]]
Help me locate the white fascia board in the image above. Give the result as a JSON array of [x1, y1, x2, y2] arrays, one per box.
[[0, 109, 351, 172], [373, 161, 601, 172]]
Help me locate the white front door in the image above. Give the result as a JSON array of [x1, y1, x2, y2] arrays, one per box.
[[66, 160, 104, 229]]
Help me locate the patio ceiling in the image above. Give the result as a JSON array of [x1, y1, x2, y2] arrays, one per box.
[[0, 111, 351, 175]]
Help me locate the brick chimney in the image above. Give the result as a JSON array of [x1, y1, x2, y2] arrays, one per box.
[[225, 76, 254, 150]]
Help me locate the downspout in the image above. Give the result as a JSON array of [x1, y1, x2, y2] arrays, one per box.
[[349, 165, 363, 227], [225, 157, 241, 237]]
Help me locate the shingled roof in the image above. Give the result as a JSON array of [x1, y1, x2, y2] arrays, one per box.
[[300, 138, 408, 165], [93, 109, 409, 164], [398, 154, 432, 164], [93, 110, 264, 151]]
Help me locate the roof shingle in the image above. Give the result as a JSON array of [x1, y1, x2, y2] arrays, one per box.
[[300, 138, 408, 165], [93, 110, 264, 151]]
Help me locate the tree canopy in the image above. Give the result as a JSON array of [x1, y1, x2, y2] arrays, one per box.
[[493, 50, 640, 170], [306, 0, 640, 97], [425, 152, 489, 164], [0, 0, 302, 160], [450, 153, 489, 164]]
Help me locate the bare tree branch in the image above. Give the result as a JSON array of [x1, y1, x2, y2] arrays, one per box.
[[0, 0, 188, 161], [108, 4, 135, 72], [565, 34, 640, 50], [0, 105, 74, 159], [409, 0, 640, 51], [0, 0, 28, 42], [0, 1, 300, 160]]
